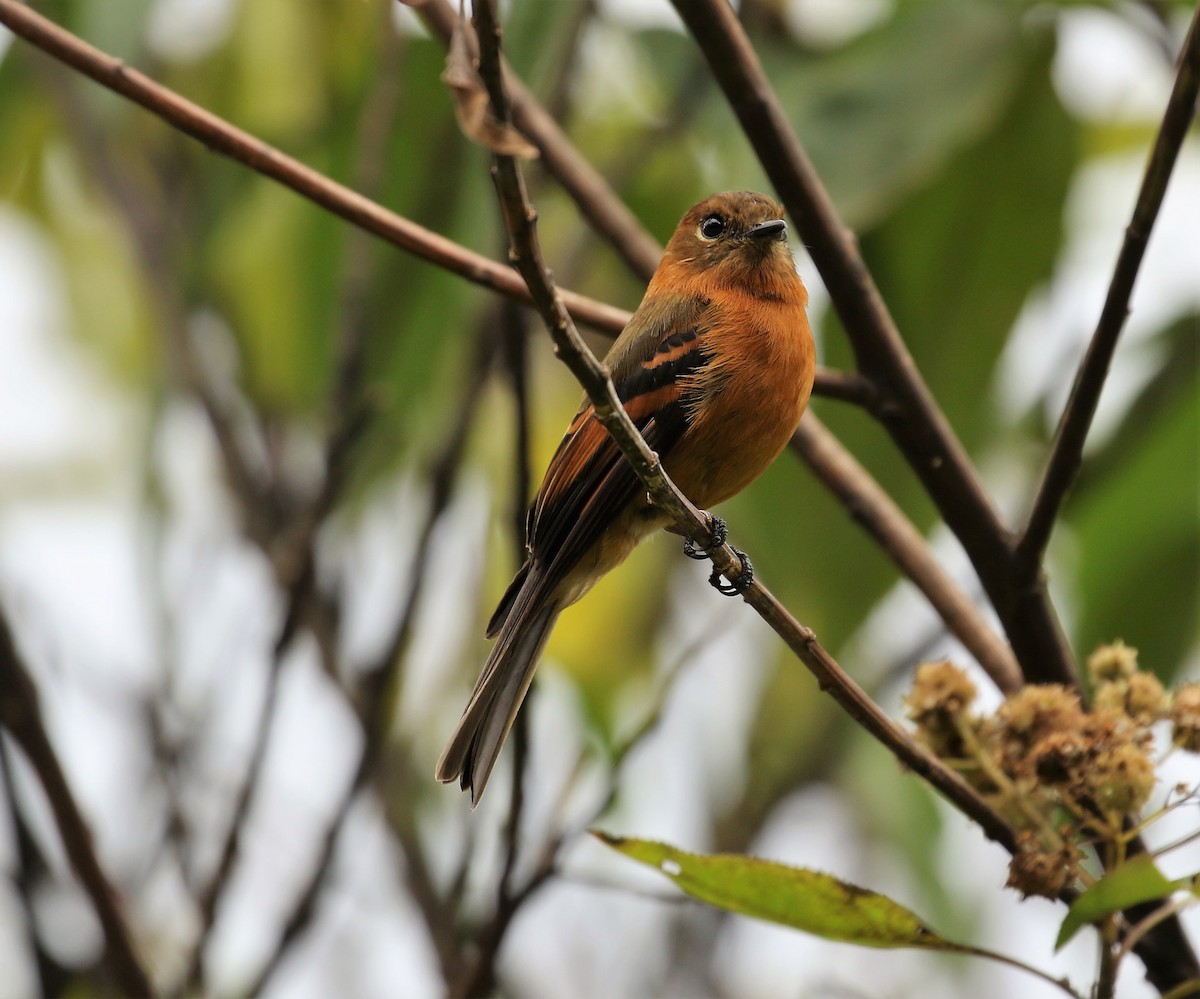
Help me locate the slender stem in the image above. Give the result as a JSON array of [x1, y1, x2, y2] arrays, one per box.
[[791, 415, 1022, 693], [1097, 912, 1119, 999], [956, 943, 1085, 999], [0, 0, 628, 334], [668, 0, 1077, 686], [0, 611, 157, 998], [472, 0, 1022, 866], [1015, 7, 1200, 569]]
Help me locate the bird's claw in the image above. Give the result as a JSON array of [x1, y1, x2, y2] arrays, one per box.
[[683, 516, 728, 560], [709, 550, 753, 596]]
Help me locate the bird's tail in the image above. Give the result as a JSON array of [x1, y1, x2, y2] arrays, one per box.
[[435, 586, 560, 806]]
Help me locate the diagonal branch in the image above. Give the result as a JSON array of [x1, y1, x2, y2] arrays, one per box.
[[415, 0, 1016, 695], [1015, 8, 1200, 572], [668, 0, 1076, 687], [417, 0, 663, 280], [0, 0, 628, 335], [790, 415, 1022, 693], [0, 0, 860, 409], [471, 0, 1020, 857], [0, 608, 157, 998]]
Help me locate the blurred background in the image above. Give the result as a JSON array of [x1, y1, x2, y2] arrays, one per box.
[[0, 0, 1197, 996]]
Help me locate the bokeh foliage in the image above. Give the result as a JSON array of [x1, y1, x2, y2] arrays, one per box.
[[0, 0, 1196, 995]]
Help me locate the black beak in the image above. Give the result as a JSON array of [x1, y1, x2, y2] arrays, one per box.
[[746, 218, 787, 241]]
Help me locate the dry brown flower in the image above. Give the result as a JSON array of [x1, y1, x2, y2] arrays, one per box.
[[1086, 640, 1139, 684], [1006, 830, 1079, 900], [904, 661, 978, 760], [1085, 742, 1156, 816], [1170, 683, 1200, 752]]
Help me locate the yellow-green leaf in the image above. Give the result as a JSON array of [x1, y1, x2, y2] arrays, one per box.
[[595, 834, 956, 950], [1056, 855, 1192, 951]]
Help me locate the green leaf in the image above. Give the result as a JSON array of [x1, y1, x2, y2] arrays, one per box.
[[595, 834, 957, 950], [1056, 854, 1192, 951], [760, 0, 1031, 227]]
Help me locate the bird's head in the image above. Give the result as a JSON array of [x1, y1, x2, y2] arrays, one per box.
[[656, 191, 802, 301]]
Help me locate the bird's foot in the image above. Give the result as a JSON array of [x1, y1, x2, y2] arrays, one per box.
[[709, 550, 753, 596], [683, 516, 728, 560]]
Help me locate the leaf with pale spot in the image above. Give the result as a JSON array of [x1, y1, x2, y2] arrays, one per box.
[[595, 833, 959, 950]]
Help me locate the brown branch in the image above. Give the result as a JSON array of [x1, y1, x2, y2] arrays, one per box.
[[418, 0, 1017, 705], [472, 0, 1021, 861], [0, 0, 873, 421], [1015, 8, 1200, 571], [497, 301, 534, 908], [668, 0, 1077, 687], [790, 415, 1022, 693], [0, 736, 71, 998], [0, 609, 157, 998], [0, 0, 629, 335], [469, 14, 1200, 992], [417, 0, 663, 280], [242, 332, 496, 998]]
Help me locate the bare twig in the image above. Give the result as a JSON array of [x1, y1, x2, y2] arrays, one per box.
[[472, 0, 1021, 855], [418, 0, 663, 280], [243, 330, 496, 998], [667, 0, 1076, 686], [0, 0, 629, 335], [790, 415, 1022, 693], [498, 300, 535, 907], [418, 0, 1017, 701], [0, 609, 157, 998], [0, 736, 71, 998], [1015, 9, 1200, 570], [469, 16, 1200, 990]]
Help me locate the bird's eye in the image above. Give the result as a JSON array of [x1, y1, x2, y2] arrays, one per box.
[[699, 215, 726, 239]]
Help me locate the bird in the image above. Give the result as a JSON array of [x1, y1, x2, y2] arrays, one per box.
[[436, 191, 815, 804]]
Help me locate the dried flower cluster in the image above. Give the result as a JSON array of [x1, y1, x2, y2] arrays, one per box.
[[904, 643, 1199, 901]]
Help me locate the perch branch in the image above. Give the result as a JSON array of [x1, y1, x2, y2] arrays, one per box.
[[668, 0, 1076, 686], [416, 0, 1013, 695], [790, 415, 1022, 693], [471, 0, 1021, 857]]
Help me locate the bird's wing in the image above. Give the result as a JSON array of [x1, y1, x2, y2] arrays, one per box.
[[526, 313, 714, 589]]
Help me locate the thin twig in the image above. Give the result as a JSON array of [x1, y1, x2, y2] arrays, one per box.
[[468, 19, 1200, 990], [472, 0, 1021, 857], [0, 736, 70, 998], [0, 0, 629, 334], [418, 0, 1013, 702], [790, 415, 1022, 693], [0, 609, 157, 998], [243, 330, 496, 998], [418, 0, 663, 280], [1015, 9, 1200, 570], [667, 0, 1077, 686]]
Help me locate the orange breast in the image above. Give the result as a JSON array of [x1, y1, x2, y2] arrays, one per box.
[[665, 289, 814, 509]]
